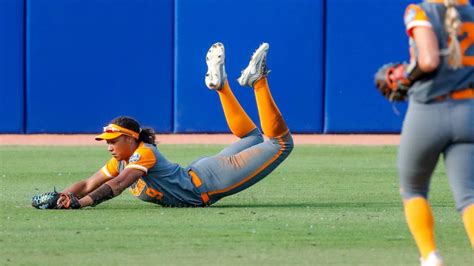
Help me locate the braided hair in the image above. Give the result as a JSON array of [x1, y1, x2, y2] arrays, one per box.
[[444, 0, 463, 69], [110, 116, 156, 145]]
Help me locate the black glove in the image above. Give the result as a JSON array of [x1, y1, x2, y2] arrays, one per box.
[[31, 190, 61, 209], [32, 190, 81, 209]]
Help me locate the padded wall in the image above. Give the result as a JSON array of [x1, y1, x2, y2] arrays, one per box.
[[174, 0, 324, 133], [0, 0, 24, 133], [26, 0, 173, 133], [325, 0, 413, 133], [8, 0, 460, 134]]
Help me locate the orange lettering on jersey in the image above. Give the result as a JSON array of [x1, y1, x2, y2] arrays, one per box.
[[130, 178, 146, 196], [145, 187, 164, 200], [459, 22, 474, 66]]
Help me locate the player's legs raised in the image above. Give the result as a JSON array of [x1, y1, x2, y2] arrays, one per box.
[[205, 42, 257, 138], [190, 43, 293, 202], [253, 77, 288, 138], [237, 43, 288, 138]]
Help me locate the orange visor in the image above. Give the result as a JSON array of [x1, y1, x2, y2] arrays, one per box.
[[95, 124, 140, 141]]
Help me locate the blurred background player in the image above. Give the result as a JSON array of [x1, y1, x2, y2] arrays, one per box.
[[50, 42, 293, 209], [398, 0, 474, 265]]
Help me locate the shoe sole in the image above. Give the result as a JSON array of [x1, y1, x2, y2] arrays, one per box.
[[205, 42, 226, 90]]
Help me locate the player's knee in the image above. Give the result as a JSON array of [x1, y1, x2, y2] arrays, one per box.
[[281, 133, 294, 154], [286, 134, 294, 150], [401, 193, 429, 203], [455, 195, 474, 213], [270, 131, 293, 152], [398, 168, 432, 200], [400, 186, 429, 201]]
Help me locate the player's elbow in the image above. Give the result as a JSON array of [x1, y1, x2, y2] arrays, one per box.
[[418, 55, 439, 73], [108, 180, 126, 196]]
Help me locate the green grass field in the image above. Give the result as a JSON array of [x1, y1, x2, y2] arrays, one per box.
[[1, 145, 473, 265]]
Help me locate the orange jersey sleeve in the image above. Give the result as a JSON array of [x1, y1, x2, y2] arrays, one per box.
[[125, 144, 157, 173], [100, 157, 120, 178], [404, 4, 432, 38]]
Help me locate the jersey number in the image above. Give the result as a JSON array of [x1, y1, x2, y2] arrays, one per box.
[[145, 187, 164, 200], [130, 179, 164, 200], [459, 22, 474, 66]]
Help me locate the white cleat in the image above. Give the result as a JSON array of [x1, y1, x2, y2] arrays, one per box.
[[420, 251, 444, 266], [205, 42, 227, 90], [237, 42, 270, 87]]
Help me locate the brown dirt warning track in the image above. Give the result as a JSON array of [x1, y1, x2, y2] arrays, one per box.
[[0, 134, 399, 146]]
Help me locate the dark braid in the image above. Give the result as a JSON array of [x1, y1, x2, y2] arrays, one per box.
[[138, 127, 156, 145], [110, 116, 156, 145]]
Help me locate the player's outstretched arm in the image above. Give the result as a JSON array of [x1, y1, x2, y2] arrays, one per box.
[[32, 170, 113, 209], [77, 168, 143, 208], [55, 170, 112, 209], [61, 170, 113, 199]]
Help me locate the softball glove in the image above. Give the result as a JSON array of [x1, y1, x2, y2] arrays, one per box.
[[31, 189, 61, 209], [32, 190, 80, 209], [374, 62, 411, 102]]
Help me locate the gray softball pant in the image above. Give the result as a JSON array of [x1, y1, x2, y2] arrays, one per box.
[[189, 128, 293, 205], [398, 97, 474, 212]]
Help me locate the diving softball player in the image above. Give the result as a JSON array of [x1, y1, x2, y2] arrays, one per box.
[[398, 1, 474, 265], [52, 42, 293, 209]]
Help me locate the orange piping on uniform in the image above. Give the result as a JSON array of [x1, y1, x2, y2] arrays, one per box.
[[189, 170, 202, 187], [451, 88, 474, 100], [189, 170, 210, 205], [208, 137, 286, 196], [201, 193, 210, 204]]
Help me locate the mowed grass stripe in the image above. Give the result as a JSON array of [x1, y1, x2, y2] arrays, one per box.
[[0, 145, 472, 265]]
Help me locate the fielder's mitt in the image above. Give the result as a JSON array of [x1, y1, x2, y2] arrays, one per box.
[[57, 192, 81, 209], [31, 189, 60, 209], [32, 190, 81, 209], [374, 62, 411, 102]]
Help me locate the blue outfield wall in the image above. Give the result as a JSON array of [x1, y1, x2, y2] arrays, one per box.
[[174, 0, 325, 133], [3, 0, 451, 134], [26, 0, 174, 133], [0, 0, 24, 133], [324, 0, 413, 133]]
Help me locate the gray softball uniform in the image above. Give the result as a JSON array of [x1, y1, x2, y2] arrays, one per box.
[[102, 130, 293, 207], [398, 1, 474, 212]]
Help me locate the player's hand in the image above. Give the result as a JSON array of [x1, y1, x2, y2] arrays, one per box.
[[56, 194, 68, 208], [57, 192, 81, 209]]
